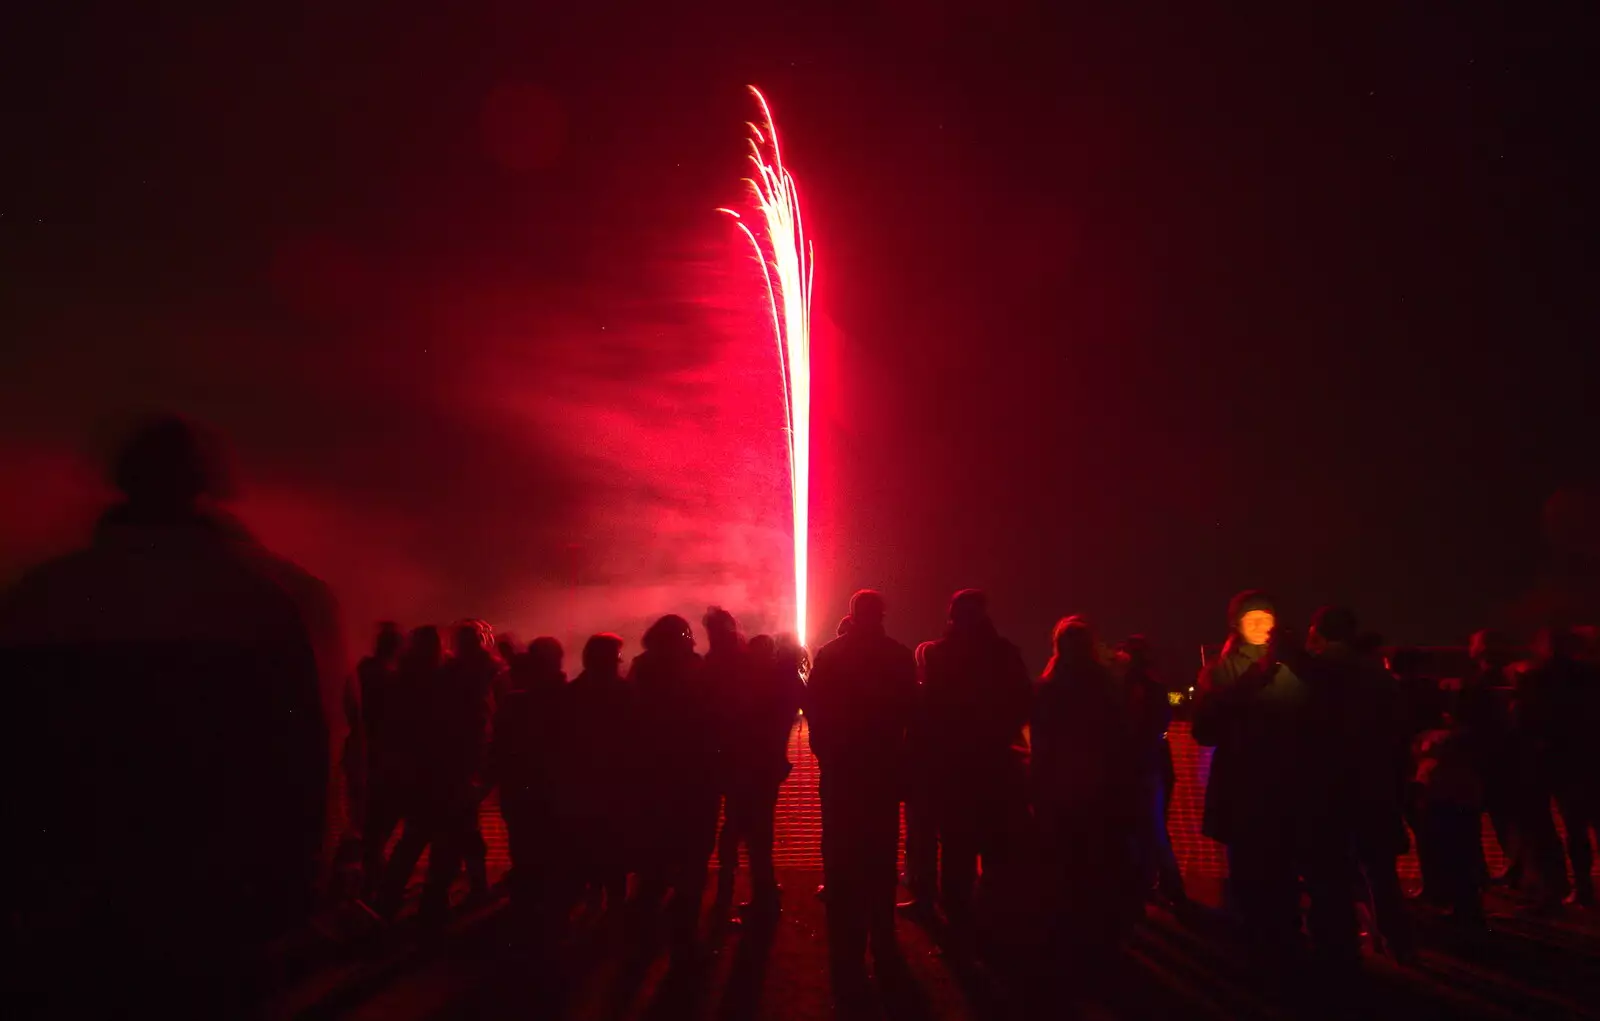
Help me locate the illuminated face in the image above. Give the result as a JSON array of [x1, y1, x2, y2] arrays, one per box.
[[1238, 610, 1275, 647]]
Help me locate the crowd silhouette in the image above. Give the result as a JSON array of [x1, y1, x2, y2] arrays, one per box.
[[3, 416, 1599, 1018]]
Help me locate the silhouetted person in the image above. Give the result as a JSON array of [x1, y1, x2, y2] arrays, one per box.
[[333, 650, 368, 903], [1497, 645, 1572, 909], [1119, 635, 1187, 907], [494, 636, 520, 700], [1193, 590, 1310, 966], [716, 632, 805, 918], [368, 625, 444, 905], [1519, 626, 1600, 906], [378, 621, 500, 924], [1459, 629, 1525, 886], [496, 636, 568, 915], [1301, 606, 1410, 967], [359, 621, 407, 891], [1386, 646, 1444, 903], [810, 619, 856, 900], [0, 415, 341, 1013], [806, 590, 918, 1001], [561, 633, 632, 912], [1030, 616, 1141, 994], [630, 614, 716, 963], [1412, 698, 1487, 926], [702, 606, 750, 908], [915, 589, 1032, 950]]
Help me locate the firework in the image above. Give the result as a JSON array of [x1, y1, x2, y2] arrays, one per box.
[[718, 86, 814, 643]]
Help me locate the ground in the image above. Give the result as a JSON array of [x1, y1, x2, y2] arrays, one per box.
[[269, 867, 1600, 1020], [266, 720, 1599, 1019]]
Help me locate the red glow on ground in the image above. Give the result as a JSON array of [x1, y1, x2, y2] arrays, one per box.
[[719, 86, 814, 642]]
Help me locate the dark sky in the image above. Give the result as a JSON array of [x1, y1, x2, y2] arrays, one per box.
[[3, 3, 1596, 668]]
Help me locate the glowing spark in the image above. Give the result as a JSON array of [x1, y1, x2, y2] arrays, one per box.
[[718, 86, 813, 643]]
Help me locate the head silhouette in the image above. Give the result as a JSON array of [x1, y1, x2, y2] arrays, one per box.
[[643, 614, 695, 656], [748, 633, 777, 665], [703, 605, 740, 652], [453, 618, 496, 659], [775, 632, 810, 676], [1308, 605, 1359, 652], [373, 621, 404, 661], [1046, 615, 1098, 677], [527, 636, 564, 674], [1117, 633, 1152, 670], [848, 589, 887, 631], [582, 633, 625, 675], [405, 625, 445, 668], [947, 589, 991, 632], [110, 415, 234, 509]]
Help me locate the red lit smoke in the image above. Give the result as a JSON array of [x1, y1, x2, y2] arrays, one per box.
[[0, 221, 814, 663]]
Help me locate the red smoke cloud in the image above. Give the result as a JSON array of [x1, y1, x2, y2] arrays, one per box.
[[3, 219, 813, 666]]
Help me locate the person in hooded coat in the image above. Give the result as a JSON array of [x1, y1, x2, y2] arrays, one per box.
[[0, 416, 341, 1014], [1192, 590, 1311, 964], [1029, 616, 1142, 987]]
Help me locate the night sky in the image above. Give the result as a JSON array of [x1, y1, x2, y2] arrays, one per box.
[[3, 4, 1596, 668]]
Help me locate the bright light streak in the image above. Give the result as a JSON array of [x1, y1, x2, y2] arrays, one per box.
[[717, 86, 813, 643]]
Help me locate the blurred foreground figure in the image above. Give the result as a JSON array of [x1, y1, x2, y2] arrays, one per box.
[[806, 590, 918, 1002], [0, 415, 344, 1015]]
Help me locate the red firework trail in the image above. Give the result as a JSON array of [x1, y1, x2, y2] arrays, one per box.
[[717, 86, 814, 643]]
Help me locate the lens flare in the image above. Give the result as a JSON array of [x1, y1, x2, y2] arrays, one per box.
[[717, 86, 813, 643]]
